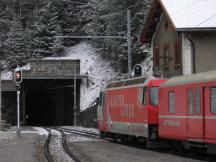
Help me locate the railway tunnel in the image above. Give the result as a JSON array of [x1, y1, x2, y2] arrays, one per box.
[[23, 79, 81, 126], [1, 59, 87, 126]]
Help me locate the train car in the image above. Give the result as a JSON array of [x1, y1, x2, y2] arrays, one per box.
[[97, 76, 166, 142], [158, 70, 216, 151]]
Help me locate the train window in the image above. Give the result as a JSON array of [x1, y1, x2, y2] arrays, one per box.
[[168, 91, 175, 114], [188, 89, 194, 114], [142, 87, 148, 105], [149, 87, 159, 106], [99, 92, 103, 106], [211, 88, 216, 113], [99, 92, 105, 107], [195, 88, 201, 114]]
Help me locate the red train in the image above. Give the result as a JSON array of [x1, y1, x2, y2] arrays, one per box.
[[97, 70, 216, 152]]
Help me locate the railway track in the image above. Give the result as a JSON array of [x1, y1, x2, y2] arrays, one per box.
[[58, 129, 81, 162], [56, 127, 100, 139], [44, 127, 216, 162], [43, 128, 54, 162], [43, 128, 81, 162]]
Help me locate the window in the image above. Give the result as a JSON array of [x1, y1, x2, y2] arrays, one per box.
[[174, 43, 181, 67], [211, 88, 216, 113], [142, 87, 148, 105], [99, 92, 105, 106], [99, 92, 103, 106], [154, 47, 160, 68], [150, 87, 159, 106], [188, 89, 194, 114], [195, 88, 201, 114], [164, 45, 169, 69], [168, 92, 175, 113]]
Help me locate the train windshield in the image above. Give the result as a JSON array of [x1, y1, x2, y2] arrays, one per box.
[[150, 87, 159, 106], [99, 92, 104, 106], [142, 87, 148, 105]]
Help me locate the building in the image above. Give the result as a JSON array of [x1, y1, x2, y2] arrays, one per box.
[[140, 0, 216, 78]]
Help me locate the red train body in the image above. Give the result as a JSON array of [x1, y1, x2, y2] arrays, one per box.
[[97, 77, 166, 140], [159, 70, 216, 146], [98, 71, 216, 152]]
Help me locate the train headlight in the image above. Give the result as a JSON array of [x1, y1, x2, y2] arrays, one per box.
[[144, 124, 149, 137], [144, 124, 148, 129]]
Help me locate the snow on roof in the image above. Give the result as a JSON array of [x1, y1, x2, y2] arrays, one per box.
[[161, 0, 216, 29], [1, 70, 13, 80]]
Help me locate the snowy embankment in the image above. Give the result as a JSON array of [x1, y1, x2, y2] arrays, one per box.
[[65, 42, 118, 111]]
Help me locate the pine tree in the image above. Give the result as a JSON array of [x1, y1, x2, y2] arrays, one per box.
[[0, 2, 13, 59], [89, 0, 152, 72], [3, 17, 31, 69], [30, 2, 63, 58]]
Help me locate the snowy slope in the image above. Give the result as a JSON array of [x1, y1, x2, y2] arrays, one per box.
[[64, 42, 118, 110], [0, 42, 119, 111]]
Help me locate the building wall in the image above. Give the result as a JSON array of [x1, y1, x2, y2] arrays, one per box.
[[181, 34, 193, 75], [191, 32, 216, 73], [152, 14, 182, 78]]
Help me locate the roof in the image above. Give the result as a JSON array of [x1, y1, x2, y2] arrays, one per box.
[[160, 70, 216, 88], [106, 75, 158, 90], [162, 0, 216, 29], [140, 0, 216, 43], [106, 76, 148, 89]]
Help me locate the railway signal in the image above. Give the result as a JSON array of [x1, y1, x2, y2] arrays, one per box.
[[133, 64, 142, 77], [14, 65, 22, 138], [14, 66, 22, 84]]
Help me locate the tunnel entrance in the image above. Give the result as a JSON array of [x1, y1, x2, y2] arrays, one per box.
[[24, 79, 80, 126], [26, 89, 55, 126], [1, 59, 87, 127]]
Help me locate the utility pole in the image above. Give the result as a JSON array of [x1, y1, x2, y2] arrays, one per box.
[[73, 64, 77, 126], [35, 0, 38, 18], [17, 89, 21, 137], [0, 71, 1, 129], [127, 10, 132, 77], [19, 0, 22, 29]]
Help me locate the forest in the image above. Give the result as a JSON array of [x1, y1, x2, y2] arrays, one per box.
[[0, 0, 152, 72]]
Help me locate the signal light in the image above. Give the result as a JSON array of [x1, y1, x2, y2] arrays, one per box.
[[133, 64, 142, 77], [14, 66, 22, 84]]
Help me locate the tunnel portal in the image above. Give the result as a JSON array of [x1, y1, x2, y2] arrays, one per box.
[[1, 59, 87, 126], [24, 79, 79, 126]]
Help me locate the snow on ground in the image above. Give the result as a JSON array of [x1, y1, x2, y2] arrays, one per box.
[[68, 135, 100, 143], [62, 126, 99, 134], [33, 127, 49, 136], [49, 129, 75, 162], [64, 42, 119, 110], [61, 126, 100, 143]]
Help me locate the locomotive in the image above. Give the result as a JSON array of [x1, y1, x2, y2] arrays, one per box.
[[97, 70, 216, 153]]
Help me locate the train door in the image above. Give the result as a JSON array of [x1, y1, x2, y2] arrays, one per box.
[[187, 87, 204, 140], [97, 91, 106, 130], [97, 92, 104, 120], [204, 86, 216, 141]]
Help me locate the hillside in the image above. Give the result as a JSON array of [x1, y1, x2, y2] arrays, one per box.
[[65, 42, 119, 110]]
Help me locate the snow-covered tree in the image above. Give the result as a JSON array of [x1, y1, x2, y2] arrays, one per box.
[[3, 17, 31, 69], [30, 2, 64, 58], [0, 2, 13, 59], [89, 0, 152, 73]]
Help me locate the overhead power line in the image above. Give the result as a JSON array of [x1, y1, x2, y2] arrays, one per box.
[[54, 35, 127, 39], [195, 14, 216, 27]]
